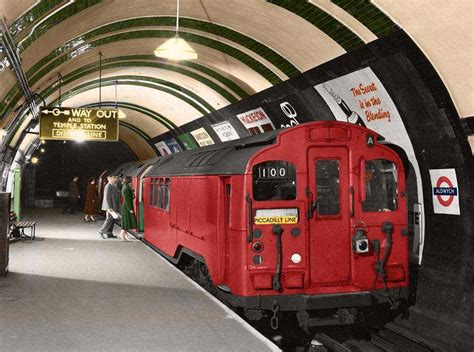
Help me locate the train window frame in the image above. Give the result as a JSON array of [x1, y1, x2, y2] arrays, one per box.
[[151, 177, 170, 212], [252, 160, 297, 201], [315, 159, 341, 216], [362, 159, 398, 213]]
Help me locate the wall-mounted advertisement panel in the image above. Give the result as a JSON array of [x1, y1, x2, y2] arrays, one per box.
[[429, 169, 460, 215], [154, 141, 172, 156], [315, 67, 425, 264], [262, 94, 311, 129], [164, 138, 182, 153], [40, 107, 119, 141], [236, 107, 275, 135], [178, 133, 198, 150], [190, 128, 214, 147], [211, 121, 240, 142]]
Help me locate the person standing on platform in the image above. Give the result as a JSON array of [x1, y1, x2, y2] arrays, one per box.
[[119, 176, 137, 241], [63, 176, 80, 214], [97, 175, 120, 239], [84, 177, 98, 222]]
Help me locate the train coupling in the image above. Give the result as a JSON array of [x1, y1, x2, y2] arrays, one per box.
[[296, 308, 357, 333]]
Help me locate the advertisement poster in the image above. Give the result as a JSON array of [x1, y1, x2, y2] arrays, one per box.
[[190, 127, 214, 147], [315, 67, 425, 264], [236, 107, 275, 135], [211, 121, 240, 142], [178, 133, 198, 150], [429, 169, 460, 215], [154, 141, 172, 156], [262, 94, 310, 129], [164, 138, 183, 153]]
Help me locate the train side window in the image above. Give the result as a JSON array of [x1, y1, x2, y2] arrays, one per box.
[[252, 160, 297, 201], [163, 178, 170, 211], [158, 179, 165, 209], [316, 160, 340, 215], [153, 179, 159, 207], [148, 178, 155, 206], [155, 178, 170, 211], [149, 180, 153, 206], [363, 159, 398, 212]]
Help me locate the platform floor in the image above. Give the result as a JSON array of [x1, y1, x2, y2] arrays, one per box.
[[0, 208, 279, 351]]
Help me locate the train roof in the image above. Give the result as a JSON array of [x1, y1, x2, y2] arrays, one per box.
[[146, 130, 280, 177], [124, 157, 160, 177]]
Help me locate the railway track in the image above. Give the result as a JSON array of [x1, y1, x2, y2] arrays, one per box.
[[308, 325, 436, 352]]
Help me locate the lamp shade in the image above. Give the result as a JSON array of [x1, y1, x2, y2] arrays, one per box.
[[154, 35, 198, 60]]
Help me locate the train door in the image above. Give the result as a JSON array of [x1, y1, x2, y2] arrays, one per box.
[[137, 165, 154, 233], [218, 177, 232, 282], [307, 147, 351, 285]]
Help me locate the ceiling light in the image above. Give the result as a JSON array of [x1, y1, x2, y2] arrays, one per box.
[[154, 0, 198, 61], [71, 130, 86, 142]]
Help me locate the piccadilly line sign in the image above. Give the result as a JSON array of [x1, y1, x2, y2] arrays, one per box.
[[40, 107, 120, 142]]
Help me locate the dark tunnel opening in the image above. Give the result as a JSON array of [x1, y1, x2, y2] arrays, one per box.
[[21, 140, 137, 209]]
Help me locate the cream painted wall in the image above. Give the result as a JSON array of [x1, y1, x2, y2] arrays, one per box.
[[374, 0, 474, 118]]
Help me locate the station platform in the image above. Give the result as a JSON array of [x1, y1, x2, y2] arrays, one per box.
[[0, 208, 279, 351]]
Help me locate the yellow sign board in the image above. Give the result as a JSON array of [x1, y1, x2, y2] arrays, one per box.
[[40, 107, 119, 142], [254, 208, 299, 225], [254, 216, 298, 225]]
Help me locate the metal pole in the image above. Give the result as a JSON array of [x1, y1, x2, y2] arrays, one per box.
[[176, 0, 180, 33], [0, 19, 37, 118], [99, 52, 103, 108], [57, 73, 63, 107]]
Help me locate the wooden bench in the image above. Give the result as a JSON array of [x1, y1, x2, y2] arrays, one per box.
[[9, 211, 36, 241]]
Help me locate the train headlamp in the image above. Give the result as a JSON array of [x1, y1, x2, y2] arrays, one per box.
[[290, 253, 302, 264], [352, 229, 369, 254]]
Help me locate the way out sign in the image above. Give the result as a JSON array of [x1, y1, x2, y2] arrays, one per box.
[[40, 107, 119, 142], [429, 169, 460, 215]]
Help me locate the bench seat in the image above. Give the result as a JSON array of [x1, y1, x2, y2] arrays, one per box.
[[9, 212, 36, 240]]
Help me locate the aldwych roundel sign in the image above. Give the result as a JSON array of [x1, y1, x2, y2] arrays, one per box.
[[40, 107, 119, 142]]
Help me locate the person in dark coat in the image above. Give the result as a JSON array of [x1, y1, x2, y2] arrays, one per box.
[[97, 175, 120, 239], [119, 176, 137, 241], [84, 177, 98, 222], [63, 176, 80, 214]]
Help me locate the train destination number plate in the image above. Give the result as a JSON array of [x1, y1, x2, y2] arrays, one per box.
[[254, 208, 298, 225]]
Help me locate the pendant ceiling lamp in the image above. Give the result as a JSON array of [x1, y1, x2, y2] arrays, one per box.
[[154, 0, 198, 60]]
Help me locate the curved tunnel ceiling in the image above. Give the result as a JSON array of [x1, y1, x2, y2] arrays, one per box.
[[0, 0, 472, 159]]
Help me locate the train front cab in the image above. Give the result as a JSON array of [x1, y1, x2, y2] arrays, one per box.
[[232, 122, 409, 314]]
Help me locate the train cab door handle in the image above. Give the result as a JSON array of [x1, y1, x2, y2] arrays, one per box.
[[306, 188, 317, 219], [359, 158, 366, 202]]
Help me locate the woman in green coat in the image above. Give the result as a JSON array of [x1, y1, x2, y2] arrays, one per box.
[[119, 176, 137, 241]]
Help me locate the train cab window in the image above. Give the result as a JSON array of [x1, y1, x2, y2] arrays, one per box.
[[252, 161, 296, 201], [316, 160, 340, 215], [363, 159, 398, 212]]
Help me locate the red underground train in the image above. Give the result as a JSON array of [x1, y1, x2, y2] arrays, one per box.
[[124, 121, 409, 329]]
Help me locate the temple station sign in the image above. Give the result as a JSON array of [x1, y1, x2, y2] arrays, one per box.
[[40, 107, 119, 141]]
